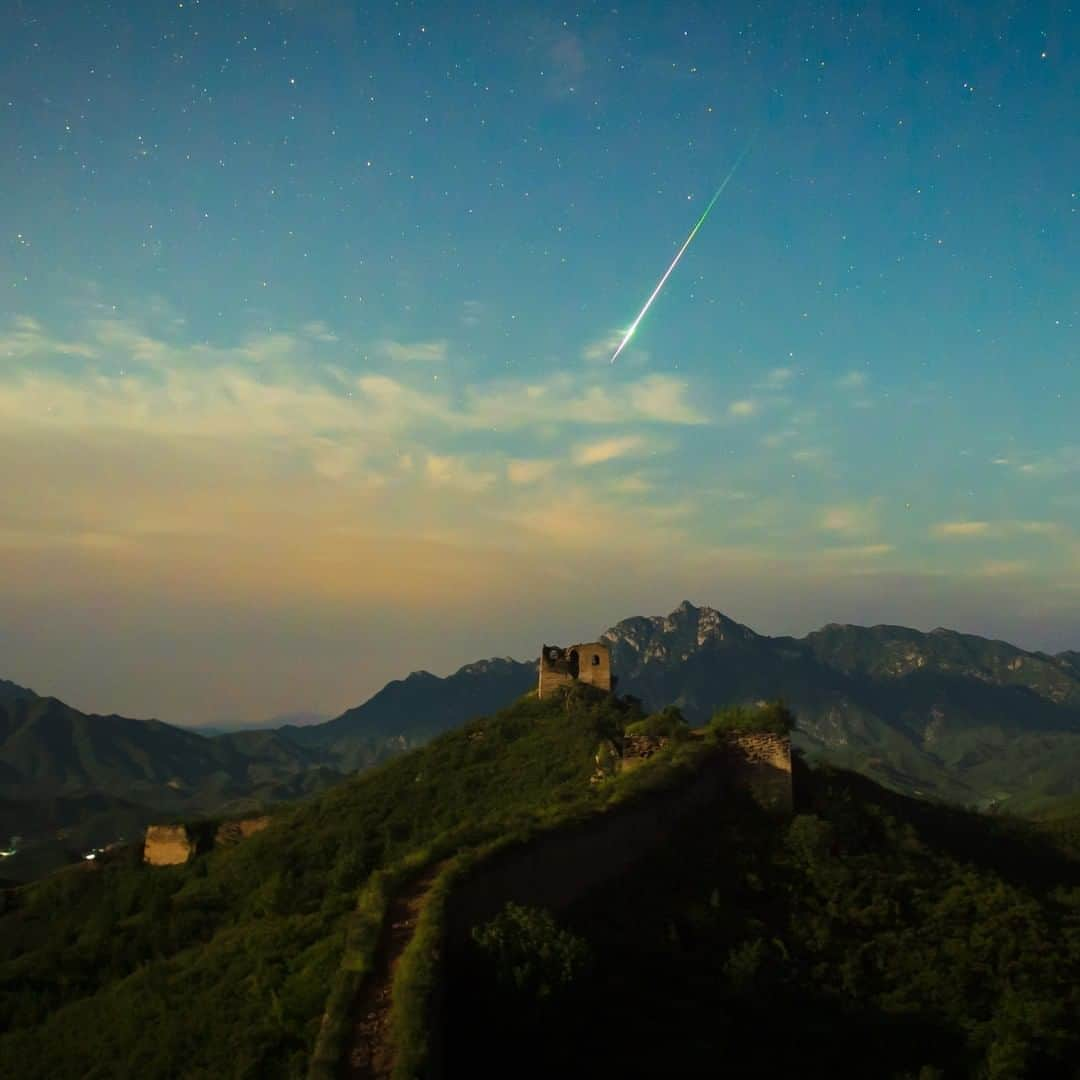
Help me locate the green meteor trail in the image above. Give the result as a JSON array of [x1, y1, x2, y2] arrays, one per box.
[[610, 147, 750, 363]]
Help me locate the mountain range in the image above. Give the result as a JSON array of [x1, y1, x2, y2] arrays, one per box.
[[3, 601, 1079, 878]]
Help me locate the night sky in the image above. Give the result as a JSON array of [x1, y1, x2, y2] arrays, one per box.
[[1, 1, 1076, 726]]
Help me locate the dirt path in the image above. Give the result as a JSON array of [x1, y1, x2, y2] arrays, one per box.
[[343, 863, 445, 1080]]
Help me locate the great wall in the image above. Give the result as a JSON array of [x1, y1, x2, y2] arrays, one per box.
[[143, 815, 270, 866], [309, 713, 792, 1079], [140, 641, 794, 1079]]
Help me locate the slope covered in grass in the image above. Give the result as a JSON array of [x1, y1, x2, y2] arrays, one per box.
[[0, 690, 631, 1079]]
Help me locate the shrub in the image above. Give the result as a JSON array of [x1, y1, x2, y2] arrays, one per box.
[[625, 705, 690, 739], [709, 701, 796, 737], [471, 903, 591, 1000]]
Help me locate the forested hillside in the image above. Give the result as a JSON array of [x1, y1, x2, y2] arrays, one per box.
[[449, 758, 1080, 1079], [2, 688, 1078, 1078], [0, 690, 629, 1078]]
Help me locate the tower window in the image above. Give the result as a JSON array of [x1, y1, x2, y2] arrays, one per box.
[[592, 654, 600, 666]]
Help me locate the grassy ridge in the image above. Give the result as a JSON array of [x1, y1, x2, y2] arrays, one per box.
[[385, 728, 725, 1078]]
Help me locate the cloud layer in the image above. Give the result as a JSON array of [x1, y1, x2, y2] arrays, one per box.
[[1, 310, 1076, 724]]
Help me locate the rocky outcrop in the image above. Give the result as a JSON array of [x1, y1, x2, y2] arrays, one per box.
[[602, 600, 760, 672]]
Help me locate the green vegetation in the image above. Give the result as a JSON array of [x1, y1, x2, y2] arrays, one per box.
[[447, 760, 1080, 1079], [4, 677, 1079, 1080], [606, 602, 1080, 811], [472, 902, 591, 999], [0, 687, 636, 1079], [625, 704, 691, 739], [709, 700, 797, 736], [380, 692, 719, 1079]]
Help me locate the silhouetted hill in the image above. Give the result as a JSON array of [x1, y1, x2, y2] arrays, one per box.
[[1056, 649, 1080, 681], [0, 679, 38, 709], [280, 657, 536, 769], [0, 687, 343, 878], [0, 694, 327, 806]]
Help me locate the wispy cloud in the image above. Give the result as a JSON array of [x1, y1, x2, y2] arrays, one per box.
[[302, 320, 339, 344], [610, 473, 654, 494], [582, 329, 623, 363], [934, 520, 993, 538], [1015, 521, 1063, 536], [377, 339, 448, 363], [836, 370, 868, 390], [761, 429, 796, 448], [820, 504, 879, 536], [993, 446, 1080, 479], [757, 367, 794, 391], [978, 560, 1029, 578], [820, 543, 894, 559], [933, 519, 1073, 543], [424, 453, 496, 493], [468, 372, 705, 428], [0, 315, 708, 449], [792, 447, 829, 467], [573, 435, 644, 465], [728, 398, 758, 418], [0, 314, 99, 360], [507, 458, 556, 485], [460, 300, 485, 327]]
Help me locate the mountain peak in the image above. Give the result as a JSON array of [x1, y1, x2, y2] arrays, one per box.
[[602, 602, 758, 671]]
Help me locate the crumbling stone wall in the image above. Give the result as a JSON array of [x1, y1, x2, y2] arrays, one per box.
[[214, 816, 270, 847], [143, 824, 194, 866], [143, 815, 271, 866], [721, 732, 793, 813], [620, 732, 671, 769]]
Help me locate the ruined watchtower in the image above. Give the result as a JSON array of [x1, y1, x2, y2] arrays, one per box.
[[538, 642, 612, 699]]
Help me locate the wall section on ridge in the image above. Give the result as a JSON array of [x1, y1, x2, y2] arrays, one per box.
[[143, 825, 194, 866]]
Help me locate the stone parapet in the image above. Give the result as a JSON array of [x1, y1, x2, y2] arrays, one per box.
[[721, 731, 793, 813], [144, 815, 271, 865], [143, 825, 194, 866]]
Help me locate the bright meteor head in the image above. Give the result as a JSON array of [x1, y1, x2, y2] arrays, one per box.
[[610, 147, 750, 363]]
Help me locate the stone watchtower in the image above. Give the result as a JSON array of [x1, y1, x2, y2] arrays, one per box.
[[538, 642, 612, 699]]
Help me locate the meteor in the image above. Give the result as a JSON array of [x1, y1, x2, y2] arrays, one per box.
[[609, 147, 750, 363]]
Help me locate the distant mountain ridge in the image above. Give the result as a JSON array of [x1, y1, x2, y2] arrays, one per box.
[[601, 601, 1080, 808], [280, 656, 536, 770], [0, 681, 343, 879], [3, 602, 1078, 878]]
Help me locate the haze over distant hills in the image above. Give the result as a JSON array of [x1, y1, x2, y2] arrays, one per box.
[[3, 601, 1079, 878]]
